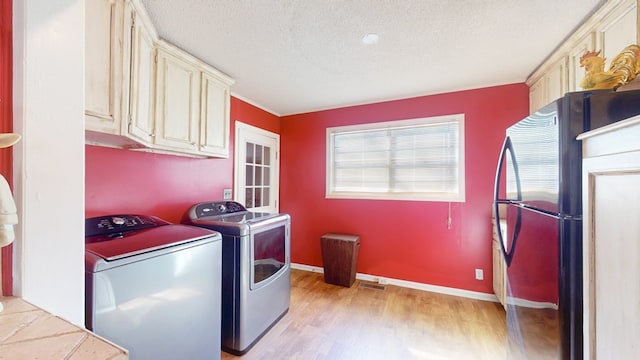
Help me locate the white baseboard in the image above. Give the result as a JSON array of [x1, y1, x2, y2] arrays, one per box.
[[291, 262, 499, 303], [508, 297, 558, 310]]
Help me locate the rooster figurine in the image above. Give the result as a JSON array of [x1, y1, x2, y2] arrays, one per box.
[[579, 44, 640, 90]]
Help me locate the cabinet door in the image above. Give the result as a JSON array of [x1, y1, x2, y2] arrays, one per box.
[[594, 172, 640, 359], [568, 32, 596, 92], [529, 58, 567, 113], [200, 72, 230, 157], [85, 0, 124, 134], [154, 48, 200, 151], [529, 77, 546, 114], [492, 238, 505, 308], [596, 1, 638, 62], [584, 165, 640, 359], [492, 211, 507, 308], [527, 0, 638, 113], [545, 57, 567, 105], [127, 4, 156, 144], [581, 118, 640, 359]]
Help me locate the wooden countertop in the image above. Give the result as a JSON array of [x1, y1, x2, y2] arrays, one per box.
[[0, 296, 128, 359]]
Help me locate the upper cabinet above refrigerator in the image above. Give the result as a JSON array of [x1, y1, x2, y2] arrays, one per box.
[[527, 0, 638, 113]]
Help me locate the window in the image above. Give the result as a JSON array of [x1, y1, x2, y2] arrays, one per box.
[[326, 114, 465, 202]]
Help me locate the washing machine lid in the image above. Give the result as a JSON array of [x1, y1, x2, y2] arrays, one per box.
[[197, 211, 280, 224], [86, 215, 219, 261]]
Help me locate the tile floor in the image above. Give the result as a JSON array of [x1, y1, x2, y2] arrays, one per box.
[[0, 296, 127, 359]]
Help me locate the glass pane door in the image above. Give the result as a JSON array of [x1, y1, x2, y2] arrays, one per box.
[[234, 122, 280, 213], [244, 142, 271, 209]]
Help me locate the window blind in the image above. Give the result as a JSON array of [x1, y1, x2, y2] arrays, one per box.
[[327, 115, 464, 201]]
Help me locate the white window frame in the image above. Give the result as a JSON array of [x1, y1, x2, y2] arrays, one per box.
[[326, 114, 465, 202]]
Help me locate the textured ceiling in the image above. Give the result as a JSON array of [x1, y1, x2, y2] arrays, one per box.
[[140, 0, 605, 116]]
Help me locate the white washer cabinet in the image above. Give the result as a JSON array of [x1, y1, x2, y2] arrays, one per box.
[[578, 114, 640, 359]]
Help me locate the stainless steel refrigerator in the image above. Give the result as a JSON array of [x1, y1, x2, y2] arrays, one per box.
[[493, 89, 640, 359]]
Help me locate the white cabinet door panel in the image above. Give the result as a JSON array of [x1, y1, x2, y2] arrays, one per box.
[[568, 32, 596, 92], [128, 6, 156, 144], [581, 116, 640, 359], [85, 0, 124, 133], [200, 72, 230, 157], [591, 172, 640, 359], [546, 57, 567, 105], [155, 49, 199, 151], [597, 3, 638, 62]]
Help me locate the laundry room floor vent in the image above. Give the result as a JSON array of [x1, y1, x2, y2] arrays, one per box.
[[359, 282, 386, 291]]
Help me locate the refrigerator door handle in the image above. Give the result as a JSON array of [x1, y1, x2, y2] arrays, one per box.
[[494, 136, 522, 203], [493, 136, 522, 266]]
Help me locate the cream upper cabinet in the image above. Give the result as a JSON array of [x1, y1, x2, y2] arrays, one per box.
[[85, 0, 126, 137], [579, 115, 640, 360], [126, 0, 157, 145], [545, 57, 568, 104], [200, 72, 232, 157], [85, 0, 233, 157], [85, 0, 158, 148], [527, 0, 638, 112], [528, 77, 546, 114], [154, 42, 200, 152], [154, 40, 233, 156], [596, 0, 638, 62], [528, 57, 568, 113], [568, 32, 597, 92]]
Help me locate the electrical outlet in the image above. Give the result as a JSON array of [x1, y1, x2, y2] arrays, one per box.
[[223, 188, 232, 200], [475, 269, 484, 281]]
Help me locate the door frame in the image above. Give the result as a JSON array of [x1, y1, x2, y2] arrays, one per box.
[[234, 121, 280, 213]]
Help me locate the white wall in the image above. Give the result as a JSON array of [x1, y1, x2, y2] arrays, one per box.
[[12, 0, 85, 325]]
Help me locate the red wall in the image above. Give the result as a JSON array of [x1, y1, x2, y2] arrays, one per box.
[[280, 84, 529, 294], [86, 85, 528, 295], [85, 97, 280, 223]]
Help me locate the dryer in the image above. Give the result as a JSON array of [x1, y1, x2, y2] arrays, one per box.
[[183, 201, 290, 355]]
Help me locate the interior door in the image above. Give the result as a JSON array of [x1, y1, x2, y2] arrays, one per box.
[[234, 122, 280, 213]]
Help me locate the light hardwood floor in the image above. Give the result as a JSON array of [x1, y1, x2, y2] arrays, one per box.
[[222, 269, 507, 360]]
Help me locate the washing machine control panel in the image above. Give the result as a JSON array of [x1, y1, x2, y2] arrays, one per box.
[[85, 214, 170, 238], [194, 201, 247, 218]]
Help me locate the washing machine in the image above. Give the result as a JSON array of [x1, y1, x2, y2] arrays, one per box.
[[183, 201, 291, 355], [85, 214, 222, 360]]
